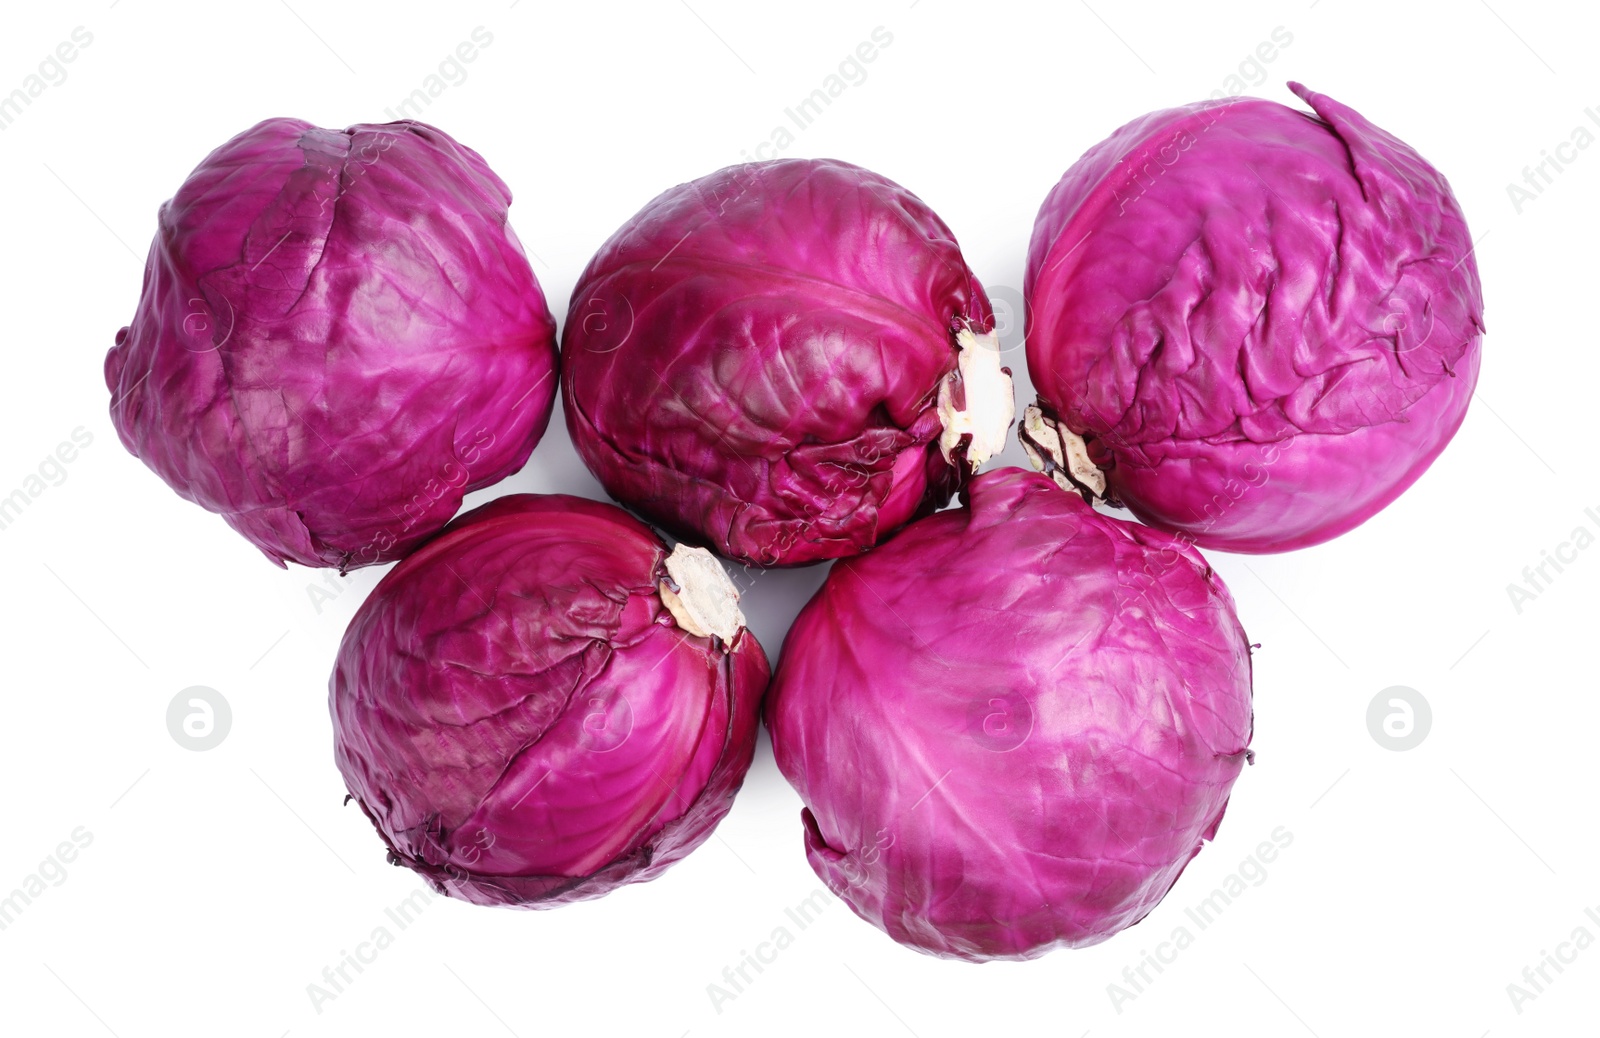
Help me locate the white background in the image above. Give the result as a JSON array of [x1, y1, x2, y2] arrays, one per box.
[[0, 0, 1593, 1034]]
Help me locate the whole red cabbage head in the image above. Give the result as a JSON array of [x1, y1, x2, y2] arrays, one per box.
[[562, 157, 1013, 568], [105, 118, 558, 570], [766, 467, 1254, 961], [331, 493, 768, 907], [1023, 83, 1484, 553]]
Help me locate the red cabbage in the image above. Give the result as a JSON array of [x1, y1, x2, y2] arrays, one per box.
[[105, 118, 559, 569], [331, 493, 768, 906], [766, 467, 1254, 960], [562, 157, 1013, 568], [1023, 83, 1484, 552]]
